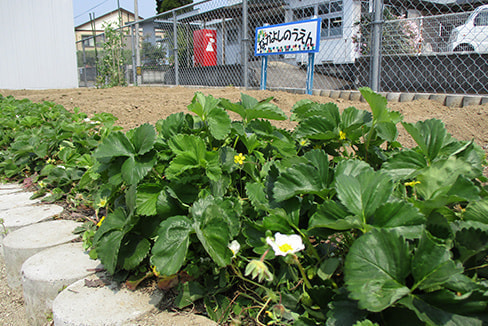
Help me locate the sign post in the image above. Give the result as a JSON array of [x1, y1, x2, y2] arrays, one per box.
[[254, 18, 321, 95]]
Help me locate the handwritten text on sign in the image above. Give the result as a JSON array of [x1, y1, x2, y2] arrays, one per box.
[[254, 18, 321, 56]]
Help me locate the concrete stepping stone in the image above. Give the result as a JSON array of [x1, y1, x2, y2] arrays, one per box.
[[0, 204, 64, 237], [2, 219, 82, 289], [0, 191, 42, 211], [21, 242, 102, 326], [52, 273, 164, 326], [0, 183, 23, 195]]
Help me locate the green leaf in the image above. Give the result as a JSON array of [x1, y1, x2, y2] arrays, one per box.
[[207, 105, 231, 140], [292, 101, 340, 123], [150, 216, 192, 276], [194, 216, 232, 267], [416, 157, 480, 202], [309, 200, 362, 231], [187, 92, 220, 121], [359, 87, 388, 122], [136, 184, 162, 216], [463, 199, 488, 225], [402, 119, 447, 162], [273, 163, 326, 202], [345, 229, 411, 312], [335, 170, 393, 222], [295, 116, 338, 140], [383, 150, 428, 181], [326, 296, 367, 326], [375, 121, 398, 142], [119, 235, 151, 270], [121, 151, 157, 185], [455, 226, 488, 263], [95, 230, 123, 275], [400, 295, 485, 326], [174, 281, 206, 309], [156, 112, 190, 139], [246, 182, 269, 211], [130, 123, 156, 155], [93, 131, 134, 160], [273, 150, 331, 202], [412, 230, 463, 291], [334, 159, 373, 178], [168, 134, 206, 157], [368, 201, 426, 238]]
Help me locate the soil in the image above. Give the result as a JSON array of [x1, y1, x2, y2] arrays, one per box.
[[1, 85, 488, 325]]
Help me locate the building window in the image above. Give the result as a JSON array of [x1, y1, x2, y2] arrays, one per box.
[[293, 1, 343, 39], [81, 35, 95, 47]]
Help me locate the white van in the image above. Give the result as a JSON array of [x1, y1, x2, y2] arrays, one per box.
[[450, 4, 488, 52]]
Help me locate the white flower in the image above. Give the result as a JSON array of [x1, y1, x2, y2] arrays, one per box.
[[228, 240, 240, 258], [266, 232, 305, 257]]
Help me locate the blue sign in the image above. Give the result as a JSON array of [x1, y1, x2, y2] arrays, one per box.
[[254, 18, 321, 56]]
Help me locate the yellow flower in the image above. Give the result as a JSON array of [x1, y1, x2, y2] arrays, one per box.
[[151, 265, 160, 277], [339, 131, 346, 140], [404, 180, 421, 187], [266, 232, 305, 257], [234, 153, 246, 165], [97, 197, 107, 208], [96, 215, 106, 227], [38, 181, 46, 188]]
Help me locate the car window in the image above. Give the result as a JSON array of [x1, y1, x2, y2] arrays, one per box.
[[474, 10, 488, 26]]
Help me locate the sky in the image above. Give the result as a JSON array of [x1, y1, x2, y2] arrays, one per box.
[[73, 0, 158, 26]]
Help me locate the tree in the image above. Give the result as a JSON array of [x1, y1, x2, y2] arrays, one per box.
[[156, 0, 192, 13]]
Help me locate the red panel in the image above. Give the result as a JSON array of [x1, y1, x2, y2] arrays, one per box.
[[193, 29, 217, 67]]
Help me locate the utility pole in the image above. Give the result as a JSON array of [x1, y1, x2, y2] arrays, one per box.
[[134, 0, 142, 85]]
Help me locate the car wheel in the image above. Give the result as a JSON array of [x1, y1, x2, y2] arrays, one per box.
[[454, 44, 475, 52]]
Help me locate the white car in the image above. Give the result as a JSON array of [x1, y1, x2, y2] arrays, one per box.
[[450, 4, 488, 52]]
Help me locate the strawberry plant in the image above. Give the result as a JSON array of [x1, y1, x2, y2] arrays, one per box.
[[1, 89, 488, 325]]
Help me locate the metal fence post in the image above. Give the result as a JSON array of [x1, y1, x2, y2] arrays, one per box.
[[173, 10, 179, 86], [370, 0, 383, 92], [131, 25, 137, 85], [242, 0, 249, 89]]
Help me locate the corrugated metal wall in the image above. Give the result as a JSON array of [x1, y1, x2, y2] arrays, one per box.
[[0, 0, 78, 89]]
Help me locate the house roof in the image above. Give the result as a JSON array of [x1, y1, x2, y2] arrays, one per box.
[[75, 7, 143, 29]]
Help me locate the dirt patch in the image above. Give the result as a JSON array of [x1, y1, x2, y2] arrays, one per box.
[[1, 85, 488, 325], [2, 86, 488, 149]]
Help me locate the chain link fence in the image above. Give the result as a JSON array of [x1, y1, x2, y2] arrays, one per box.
[[76, 0, 488, 94]]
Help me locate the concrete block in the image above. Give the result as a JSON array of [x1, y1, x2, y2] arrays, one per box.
[[53, 273, 164, 326], [386, 93, 401, 102], [329, 90, 341, 99], [320, 90, 331, 97], [445, 95, 464, 108], [339, 91, 351, 100], [21, 243, 102, 326], [429, 94, 447, 105], [2, 220, 82, 289], [462, 96, 482, 107], [481, 97, 488, 105], [399, 93, 415, 102], [0, 192, 41, 211], [413, 94, 431, 101], [349, 91, 362, 101]]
